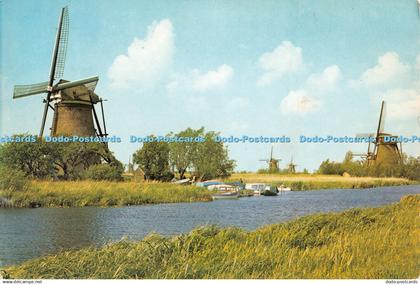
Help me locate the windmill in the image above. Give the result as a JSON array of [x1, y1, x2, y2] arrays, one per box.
[[352, 101, 403, 166], [12, 7, 107, 138], [127, 156, 134, 174], [287, 156, 298, 173], [259, 146, 281, 172]]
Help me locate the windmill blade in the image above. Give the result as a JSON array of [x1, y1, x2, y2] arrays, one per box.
[[40, 6, 69, 137], [376, 101, 386, 136], [48, 6, 69, 86], [378, 101, 386, 134], [54, 76, 99, 91], [53, 6, 69, 80], [13, 81, 49, 99]]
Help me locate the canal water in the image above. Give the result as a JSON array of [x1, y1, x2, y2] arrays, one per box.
[[1, 185, 419, 267]]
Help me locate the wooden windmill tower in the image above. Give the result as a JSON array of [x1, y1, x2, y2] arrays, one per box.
[[353, 101, 402, 166], [12, 7, 107, 138], [260, 146, 281, 172], [287, 156, 298, 173]]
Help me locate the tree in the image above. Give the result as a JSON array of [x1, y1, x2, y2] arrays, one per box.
[[83, 164, 123, 181], [0, 135, 123, 180], [133, 128, 236, 181], [168, 127, 204, 179], [54, 142, 121, 180], [133, 137, 174, 181], [0, 165, 28, 191], [317, 159, 345, 175], [191, 131, 235, 181], [0, 135, 58, 178], [402, 156, 420, 180]]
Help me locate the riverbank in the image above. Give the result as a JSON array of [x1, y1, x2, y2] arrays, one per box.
[[0, 181, 212, 208], [227, 173, 415, 190], [3, 194, 418, 279]]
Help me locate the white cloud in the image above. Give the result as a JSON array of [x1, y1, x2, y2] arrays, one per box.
[[277, 65, 341, 115], [306, 65, 342, 92], [280, 89, 320, 115], [192, 65, 234, 92], [358, 52, 410, 87], [108, 19, 174, 90], [378, 89, 420, 120], [167, 64, 234, 93], [257, 41, 303, 86], [354, 51, 420, 121]]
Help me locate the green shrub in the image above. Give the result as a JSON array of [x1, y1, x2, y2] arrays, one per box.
[[83, 164, 123, 181], [0, 165, 28, 191]]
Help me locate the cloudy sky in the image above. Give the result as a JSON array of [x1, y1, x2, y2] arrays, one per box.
[[1, 0, 419, 171]]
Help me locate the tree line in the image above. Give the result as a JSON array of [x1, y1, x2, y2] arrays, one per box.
[[133, 127, 235, 181], [0, 127, 236, 184], [317, 151, 420, 180], [0, 136, 124, 182]]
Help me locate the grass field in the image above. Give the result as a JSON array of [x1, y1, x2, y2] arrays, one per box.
[[0, 180, 212, 208], [0, 174, 415, 208], [4, 194, 419, 279], [227, 173, 415, 190]]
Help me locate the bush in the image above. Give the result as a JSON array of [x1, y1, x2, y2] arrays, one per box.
[[0, 165, 28, 191], [83, 164, 123, 181], [317, 159, 345, 175]]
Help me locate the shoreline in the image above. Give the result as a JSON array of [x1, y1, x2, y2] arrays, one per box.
[[4, 194, 419, 279], [0, 181, 212, 208], [0, 175, 417, 208], [227, 173, 416, 190]]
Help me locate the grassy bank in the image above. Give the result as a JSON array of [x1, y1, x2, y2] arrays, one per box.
[[227, 173, 415, 190], [0, 181, 212, 208], [4, 195, 419, 279]]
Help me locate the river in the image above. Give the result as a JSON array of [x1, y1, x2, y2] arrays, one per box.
[[1, 185, 419, 267]]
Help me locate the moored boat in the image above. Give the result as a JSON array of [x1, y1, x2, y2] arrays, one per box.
[[245, 183, 267, 195], [278, 184, 292, 192], [208, 184, 240, 191], [212, 191, 239, 200], [261, 185, 278, 196]]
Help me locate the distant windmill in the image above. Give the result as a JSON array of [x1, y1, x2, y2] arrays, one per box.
[[287, 156, 299, 173], [352, 101, 403, 166], [12, 7, 107, 138], [127, 156, 134, 174], [259, 146, 281, 172]]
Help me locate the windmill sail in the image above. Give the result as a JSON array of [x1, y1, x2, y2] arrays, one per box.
[[13, 81, 49, 99], [40, 6, 69, 136], [376, 101, 386, 135], [53, 6, 69, 81]]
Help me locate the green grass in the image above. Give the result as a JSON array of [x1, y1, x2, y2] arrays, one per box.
[[227, 173, 415, 190], [4, 195, 419, 279], [0, 180, 212, 208]]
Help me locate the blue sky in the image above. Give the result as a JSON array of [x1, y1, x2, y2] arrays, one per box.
[[1, 0, 419, 171]]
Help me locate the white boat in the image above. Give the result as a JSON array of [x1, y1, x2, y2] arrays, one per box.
[[212, 191, 239, 200], [171, 178, 191, 185], [207, 184, 240, 191], [245, 183, 266, 195], [278, 185, 292, 192]]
